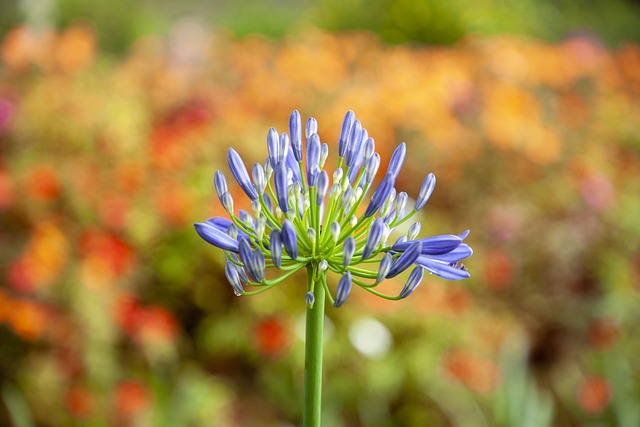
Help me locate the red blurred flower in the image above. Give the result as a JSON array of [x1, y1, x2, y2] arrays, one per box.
[[65, 385, 95, 419], [0, 168, 15, 208], [578, 376, 611, 414], [26, 164, 60, 201], [443, 349, 498, 393], [254, 317, 289, 356], [112, 293, 178, 344], [78, 230, 135, 277]]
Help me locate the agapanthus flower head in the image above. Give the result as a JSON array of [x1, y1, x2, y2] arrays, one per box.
[[195, 110, 472, 305]]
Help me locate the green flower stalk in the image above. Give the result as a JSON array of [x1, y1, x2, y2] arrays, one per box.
[[195, 110, 473, 426]]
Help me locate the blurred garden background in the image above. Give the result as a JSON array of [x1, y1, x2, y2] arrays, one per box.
[[1, 0, 640, 426]]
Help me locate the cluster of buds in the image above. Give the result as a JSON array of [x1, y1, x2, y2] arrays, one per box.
[[195, 111, 472, 307]]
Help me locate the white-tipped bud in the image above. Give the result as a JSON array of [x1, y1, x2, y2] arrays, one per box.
[[252, 163, 266, 195], [256, 218, 265, 240], [354, 187, 363, 200], [278, 132, 289, 163], [363, 138, 375, 162], [251, 199, 262, 217], [303, 196, 311, 212], [377, 252, 393, 283], [381, 223, 391, 245], [350, 215, 357, 227], [222, 192, 234, 214], [341, 186, 355, 210], [264, 157, 273, 180], [333, 168, 343, 183], [330, 221, 340, 242], [318, 259, 328, 272], [395, 192, 408, 219], [227, 223, 239, 239], [275, 206, 283, 219], [287, 168, 293, 184], [408, 222, 421, 240], [307, 228, 317, 244], [329, 183, 342, 200], [320, 143, 329, 168]]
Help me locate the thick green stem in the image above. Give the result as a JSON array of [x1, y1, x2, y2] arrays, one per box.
[[303, 266, 325, 427]]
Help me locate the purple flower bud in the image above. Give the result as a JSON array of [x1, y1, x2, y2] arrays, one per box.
[[424, 243, 473, 263], [306, 133, 321, 186], [395, 192, 408, 219], [334, 271, 352, 307], [364, 173, 395, 218], [386, 143, 406, 179], [228, 148, 258, 201], [238, 239, 256, 279], [343, 236, 356, 266], [305, 117, 318, 139], [221, 192, 233, 214], [238, 209, 254, 227], [267, 128, 279, 163], [205, 217, 249, 241], [330, 221, 340, 242], [229, 253, 250, 284], [274, 161, 289, 214], [415, 257, 471, 280], [387, 240, 422, 278], [317, 170, 329, 206], [270, 229, 283, 267], [408, 222, 421, 240], [286, 146, 301, 183], [224, 260, 244, 295], [399, 266, 424, 298], [415, 173, 436, 210], [250, 247, 266, 282], [290, 110, 303, 161], [252, 163, 266, 195], [278, 132, 290, 163], [338, 110, 355, 158], [392, 234, 462, 255], [194, 222, 240, 252], [281, 219, 298, 260], [377, 252, 393, 282], [213, 171, 228, 202], [362, 218, 384, 259], [346, 120, 362, 165]]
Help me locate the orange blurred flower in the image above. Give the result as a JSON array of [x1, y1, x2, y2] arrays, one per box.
[[588, 317, 619, 350], [7, 298, 50, 341], [113, 380, 151, 418], [0, 168, 15, 208], [443, 348, 498, 393], [577, 376, 612, 414], [54, 24, 96, 73], [483, 249, 514, 290]]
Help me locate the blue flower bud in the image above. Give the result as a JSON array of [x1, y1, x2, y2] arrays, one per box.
[[317, 170, 329, 206], [238, 209, 254, 227], [229, 253, 250, 284], [238, 239, 256, 280], [415, 173, 436, 210], [377, 252, 393, 283], [228, 148, 258, 201], [362, 218, 384, 259], [267, 128, 279, 164], [346, 120, 363, 167], [305, 291, 315, 308], [252, 163, 266, 195], [399, 266, 424, 298], [387, 240, 422, 278], [386, 142, 406, 179], [364, 173, 395, 218], [343, 236, 355, 266], [281, 219, 298, 260], [194, 222, 240, 252], [274, 161, 289, 214], [290, 110, 303, 161], [305, 117, 318, 139], [395, 192, 408, 219], [415, 257, 471, 280], [306, 133, 321, 186], [213, 171, 228, 202], [341, 186, 355, 210], [224, 260, 244, 295], [338, 110, 355, 158], [334, 271, 352, 307], [270, 229, 282, 267]]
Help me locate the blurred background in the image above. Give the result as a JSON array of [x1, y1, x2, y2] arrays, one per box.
[[1, 0, 640, 426]]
